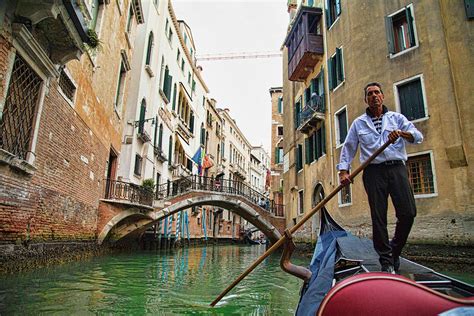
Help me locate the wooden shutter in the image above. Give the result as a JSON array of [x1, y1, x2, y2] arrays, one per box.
[[278, 97, 282, 113], [336, 47, 344, 83], [168, 137, 173, 164], [321, 123, 326, 155], [138, 101, 146, 134], [336, 0, 341, 16], [328, 57, 334, 90], [172, 84, 177, 111], [325, 0, 331, 28], [158, 124, 163, 149], [405, 6, 416, 47], [305, 137, 310, 164], [189, 112, 195, 133], [385, 16, 395, 54]]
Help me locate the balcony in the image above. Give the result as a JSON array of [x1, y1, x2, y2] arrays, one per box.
[[137, 130, 151, 143], [297, 94, 325, 134], [172, 163, 192, 178], [103, 179, 153, 207], [154, 146, 167, 163], [235, 165, 247, 179], [284, 7, 323, 82], [13, 0, 96, 65]]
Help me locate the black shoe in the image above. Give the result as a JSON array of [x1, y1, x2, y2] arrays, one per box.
[[393, 257, 400, 272], [381, 264, 396, 274]]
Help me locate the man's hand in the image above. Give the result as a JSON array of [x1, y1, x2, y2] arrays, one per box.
[[339, 170, 352, 186], [388, 130, 414, 143]]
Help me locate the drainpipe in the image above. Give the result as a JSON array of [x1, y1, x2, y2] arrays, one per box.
[[322, 6, 336, 188]]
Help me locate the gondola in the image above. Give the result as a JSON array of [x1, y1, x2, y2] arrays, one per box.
[[280, 207, 474, 315]]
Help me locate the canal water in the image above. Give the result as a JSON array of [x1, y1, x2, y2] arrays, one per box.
[[0, 244, 306, 315]]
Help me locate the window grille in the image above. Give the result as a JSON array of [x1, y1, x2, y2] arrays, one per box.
[[134, 154, 143, 176], [340, 185, 351, 205], [58, 70, 76, 102], [0, 55, 42, 160], [407, 154, 435, 195]]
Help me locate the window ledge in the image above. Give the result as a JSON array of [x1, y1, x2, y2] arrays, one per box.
[[414, 193, 438, 199], [332, 80, 345, 93], [338, 202, 352, 207], [145, 65, 154, 77], [411, 116, 429, 124], [159, 89, 170, 104], [389, 45, 419, 59], [0, 149, 36, 175], [327, 16, 340, 31], [124, 32, 133, 49], [335, 142, 344, 149]]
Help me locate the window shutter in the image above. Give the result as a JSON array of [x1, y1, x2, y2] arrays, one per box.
[[328, 57, 334, 90], [385, 16, 395, 54], [336, 47, 344, 83], [168, 137, 173, 164], [325, 0, 331, 28], [153, 116, 158, 147], [163, 67, 169, 91], [305, 137, 310, 164], [405, 6, 416, 47], [315, 129, 321, 159], [166, 75, 173, 100], [336, 0, 341, 17], [189, 112, 195, 133], [275, 148, 279, 164], [321, 124, 326, 155], [138, 102, 146, 134], [172, 84, 177, 111], [158, 124, 163, 150], [278, 97, 282, 113]]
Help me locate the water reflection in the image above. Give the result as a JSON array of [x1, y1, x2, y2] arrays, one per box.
[[0, 245, 304, 315]]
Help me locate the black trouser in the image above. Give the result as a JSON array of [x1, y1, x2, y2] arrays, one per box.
[[362, 162, 417, 266]]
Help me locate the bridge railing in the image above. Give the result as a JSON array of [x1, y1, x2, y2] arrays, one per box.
[[155, 175, 284, 217], [104, 179, 154, 206]]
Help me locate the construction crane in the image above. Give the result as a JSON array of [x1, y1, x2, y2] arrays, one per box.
[[196, 51, 282, 61]]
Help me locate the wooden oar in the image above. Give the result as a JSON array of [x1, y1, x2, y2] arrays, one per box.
[[210, 139, 393, 307]]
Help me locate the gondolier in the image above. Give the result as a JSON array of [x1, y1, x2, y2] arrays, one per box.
[[337, 82, 423, 274]]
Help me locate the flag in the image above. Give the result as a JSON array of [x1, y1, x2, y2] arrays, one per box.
[[192, 147, 202, 165], [202, 154, 214, 170]]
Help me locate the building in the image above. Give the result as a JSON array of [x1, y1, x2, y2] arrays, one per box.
[[0, 0, 143, 249], [269, 87, 284, 216], [282, 0, 473, 244]]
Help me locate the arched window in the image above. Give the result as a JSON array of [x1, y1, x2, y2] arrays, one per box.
[[168, 135, 173, 164], [138, 99, 146, 134], [145, 32, 154, 66], [158, 123, 163, 150]]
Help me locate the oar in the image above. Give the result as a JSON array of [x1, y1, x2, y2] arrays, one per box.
[[210, 139, 393, 307]]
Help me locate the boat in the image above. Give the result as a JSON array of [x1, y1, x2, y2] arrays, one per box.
[[280, 207, 474, 315]]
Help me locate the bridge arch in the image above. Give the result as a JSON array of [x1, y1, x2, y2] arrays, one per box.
[[98, 191, 285, 245]]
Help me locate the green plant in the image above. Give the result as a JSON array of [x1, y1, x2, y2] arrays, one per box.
[[86, 29, 101, 49], [142, 179, 155, 192]]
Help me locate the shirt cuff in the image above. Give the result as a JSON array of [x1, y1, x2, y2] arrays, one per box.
[[337, 163, 350, 171]]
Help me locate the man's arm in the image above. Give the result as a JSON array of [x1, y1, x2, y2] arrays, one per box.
[[337, 122, 359, 185], [396, 113, 424, 144]]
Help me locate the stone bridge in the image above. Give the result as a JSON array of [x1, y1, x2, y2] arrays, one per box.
[[97, 176, 286, 245]]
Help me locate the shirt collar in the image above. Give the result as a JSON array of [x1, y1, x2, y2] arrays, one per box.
[[366, 105, 388, 118]]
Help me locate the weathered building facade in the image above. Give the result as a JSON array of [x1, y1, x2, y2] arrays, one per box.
[[0, 0, 143, 254], [269, 87, 284, 216], [282, 0, 473, 244]]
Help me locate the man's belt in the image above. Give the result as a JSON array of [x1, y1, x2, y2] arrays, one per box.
[[376, 160, 405, 166]]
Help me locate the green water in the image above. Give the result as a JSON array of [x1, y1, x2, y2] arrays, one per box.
[[0, 245, 306, 315]]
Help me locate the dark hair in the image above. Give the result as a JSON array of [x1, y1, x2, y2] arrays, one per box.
[[364, 82, 383, 97]]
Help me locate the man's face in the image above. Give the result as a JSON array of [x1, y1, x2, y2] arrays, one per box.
[[365, 85, 384, 111]]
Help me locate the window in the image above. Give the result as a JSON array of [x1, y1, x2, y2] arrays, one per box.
[[277, 97, 283, 114], [339, 184, 351, 205], [385, 4, 417, 56], [277, 126, 283, 136], [165, 19, 169, 32], [335, 106, 348, 146], [167, 136, 173, 165], [145, 32, 154, 66], [394, 75, 427, 121], [114, 57, 128, 114], [328, 47, 344, 90], [181, 58, 185, 72], [294, 98, 302, 130], [296, 144, 303, 171], [134, 154, 143, 176], [0, 54, 43, 161], [326, 0, 341, 28], [298, 190, 304, 215], [138, 99, 146, 134], [58, 69, 76, 104], [126, 4, 134, 35], [275, 147, 283, 164], [407, 153, 436, 196], [305, 124, 326, 164], [172, 83, 177, 111], [176, 49, 180, 62], [162, 66, 172, 101], [466, 0, 474, 19], [188, 72, 191, 85], [158, 123, 163, 150]]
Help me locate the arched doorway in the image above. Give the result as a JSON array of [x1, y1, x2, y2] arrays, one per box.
[[311, 183, 325, 240]]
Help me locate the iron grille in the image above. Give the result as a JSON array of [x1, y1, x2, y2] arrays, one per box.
[[407, 154, 435, 194], [0, 55, 43, 160], [58, 69, 76, 102]]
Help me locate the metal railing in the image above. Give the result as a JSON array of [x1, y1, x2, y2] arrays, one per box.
[[104, 179, 154, 207], [298, 94, 325, 129], [156, 175, 284, 217]]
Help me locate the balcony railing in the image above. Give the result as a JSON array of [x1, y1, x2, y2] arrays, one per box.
[[154, 146, 167, 162], [155, 175, 284, 217], [285, 7, 324, 82], [137, 130, 151, 143], [297, 94, 325, 133], [104, 179, 153, 207], [172, 163, 192, 178]]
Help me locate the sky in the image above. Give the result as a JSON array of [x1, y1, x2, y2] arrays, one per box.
[[173, 0, 289, 152]]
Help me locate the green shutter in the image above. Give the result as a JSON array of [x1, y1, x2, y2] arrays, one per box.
[[172, 84, 177, 111], [275, 148, 279, 164], [319, 68, 325, 111], [163, 67, 169, 91], [153, 115, 158, 147], [158, 124, 163, 150], [325, 0, 331, 27], [321, 124, 326, 155], [328, 57, 334, 90], [309, 133, 314, 162], [336, 0, 341, 16], [168, 137, 173, 164], [305, 137, 310, 164], [336, 47, 344, 83], [189, 112, 194, 133], [315, 129, 320, 159], [278, 97, 282, 113], [406, 6, 416, 47], [385, 16, 395, 54]]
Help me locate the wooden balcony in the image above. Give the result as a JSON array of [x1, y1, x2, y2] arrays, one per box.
[[284, 7, 324, 82]]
